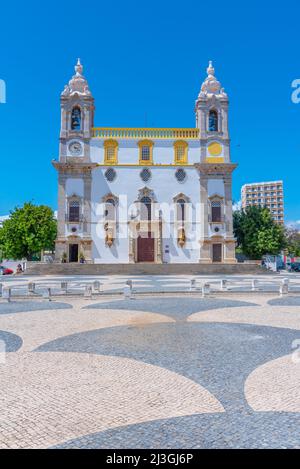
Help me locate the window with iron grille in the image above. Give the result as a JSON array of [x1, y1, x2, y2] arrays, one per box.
[[211, 200, 222, 222], [141, 146, 150, 161], [140, 168, 151, 182], [69, 200, 80, 222], [175, 146, 185, 162], [105, 168, 116, 182], [175, 168, 186, 182]]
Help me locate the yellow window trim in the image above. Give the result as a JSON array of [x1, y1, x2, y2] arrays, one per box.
[[104, 139, 118, 164], [173, 140, 188, 164], [138, 139, 154, 165]]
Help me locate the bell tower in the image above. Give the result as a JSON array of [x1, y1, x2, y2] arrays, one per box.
[[195, 61, 230, 163], [195, 61, 237, 264], [52, 59, 97, 264], [59, 59, 94, 162]]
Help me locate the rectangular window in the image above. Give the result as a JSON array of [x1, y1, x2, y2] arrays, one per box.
[[176, 146, 185, 162], [211, 201, 222, 222], [69, 203, 80, 222], [106, 147, 116, 163], [141, 146, 150, 161]]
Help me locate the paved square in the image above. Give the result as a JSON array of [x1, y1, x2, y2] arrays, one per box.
[[0, 276, 300, 448]]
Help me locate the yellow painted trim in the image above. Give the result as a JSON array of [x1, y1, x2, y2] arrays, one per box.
[[205, 157, 224, 163], [104, 139, 118, 165], [96, 163, 194, 167], [92, 127, 199, 140], [173, 140, 188, 164]]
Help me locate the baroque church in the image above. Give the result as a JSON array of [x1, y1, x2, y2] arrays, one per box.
[[53, 59, 237, 264]]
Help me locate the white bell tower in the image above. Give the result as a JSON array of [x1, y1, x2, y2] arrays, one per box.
[[59, 59, 94, 162], [195, 61, 230, 163]]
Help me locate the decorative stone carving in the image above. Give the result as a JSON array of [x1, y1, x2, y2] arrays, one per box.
[[61, 59, 92, 97], [198, 61, 227, 98]]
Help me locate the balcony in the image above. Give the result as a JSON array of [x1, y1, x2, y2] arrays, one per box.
[[208, 214, 225, 223], [65, 214, 84, 223], [92, 127, 200, 140]]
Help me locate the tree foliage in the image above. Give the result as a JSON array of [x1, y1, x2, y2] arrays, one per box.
[[233, 206, 286, 259], [0, 203, 57, 260], [284, 227, 300, 257]]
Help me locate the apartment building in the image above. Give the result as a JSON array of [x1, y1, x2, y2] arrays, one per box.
[[241, 181, 284, 225]]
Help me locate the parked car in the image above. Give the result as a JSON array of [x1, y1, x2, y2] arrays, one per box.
[[0, 266, 14, 275], [291, 262, 300, 272]]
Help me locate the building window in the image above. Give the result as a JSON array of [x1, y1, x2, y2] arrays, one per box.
[[71, 106, 81, 131], [208, 109, 218, 132], [140, 196, 152, 220], [105, 168, 117, 182], [69, 200, 80, 222], [210, 199, 223, 222], [104, 198, 116, 222], [174, 141, 188, 164], [175, 168, 187, 182], [138, 140, 153, 165], [140, 168, 151, 182], [176, 198, 186, 223], [104, 140, 118, 164]]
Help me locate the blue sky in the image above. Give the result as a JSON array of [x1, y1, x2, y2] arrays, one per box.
[[0, 0, 299, 224]]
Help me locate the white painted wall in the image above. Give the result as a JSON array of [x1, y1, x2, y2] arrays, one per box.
[[90, 138, 201, 165], [90, 166, 201, 263]]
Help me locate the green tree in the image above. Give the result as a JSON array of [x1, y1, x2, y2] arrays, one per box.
[[285, 227, 300, 257], [233, 206, 286, 259], [0, 203, 57, 260]]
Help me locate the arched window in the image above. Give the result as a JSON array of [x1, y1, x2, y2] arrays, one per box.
[[104, 140, 118, 164], [71, 106, 81, 131], [177, 198, 186, 223], [140, 196, 152, 220], [174, 141, 188, 164], [69, 200, 80, 222], [208, 110, 218, 132], [104, 198, 116, 222]]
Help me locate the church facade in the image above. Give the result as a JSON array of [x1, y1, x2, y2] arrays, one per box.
[[53, 60, 237, 264]]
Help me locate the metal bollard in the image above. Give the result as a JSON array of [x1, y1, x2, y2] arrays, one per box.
[[126, 280, 133, 290], [190, 279, 196, 291], [279, 284, 288, 297], [43, 288, 51, 301], [123, 285, 132, 299], [220, 279, 228, 291], [61, 281, 68, 293], [201, 283, 210, 298], [28, 282, 35, 294], [84, 285, 92, 299], [251, 279, 258, 291], [0, 283, 2, 297], [282, 278, 289, 286], [93, 280, 101, 292], [2, 287, 11, 302]]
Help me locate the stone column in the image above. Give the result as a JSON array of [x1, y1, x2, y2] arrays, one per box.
[[83, 172, 92, 237], [224, 174, 236, 263], [200, 175, 209, 238], [55, 172, 67, 261], [199, 175, 212, 263], [57, 172, 67, 237], [224, 175, 233, 237]]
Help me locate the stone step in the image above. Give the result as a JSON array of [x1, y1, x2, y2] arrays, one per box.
[[24, 262, 270, 276]]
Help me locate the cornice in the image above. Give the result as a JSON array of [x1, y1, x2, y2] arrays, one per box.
[[52, 160, 98, 173], [194, 162, 237, 176]]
